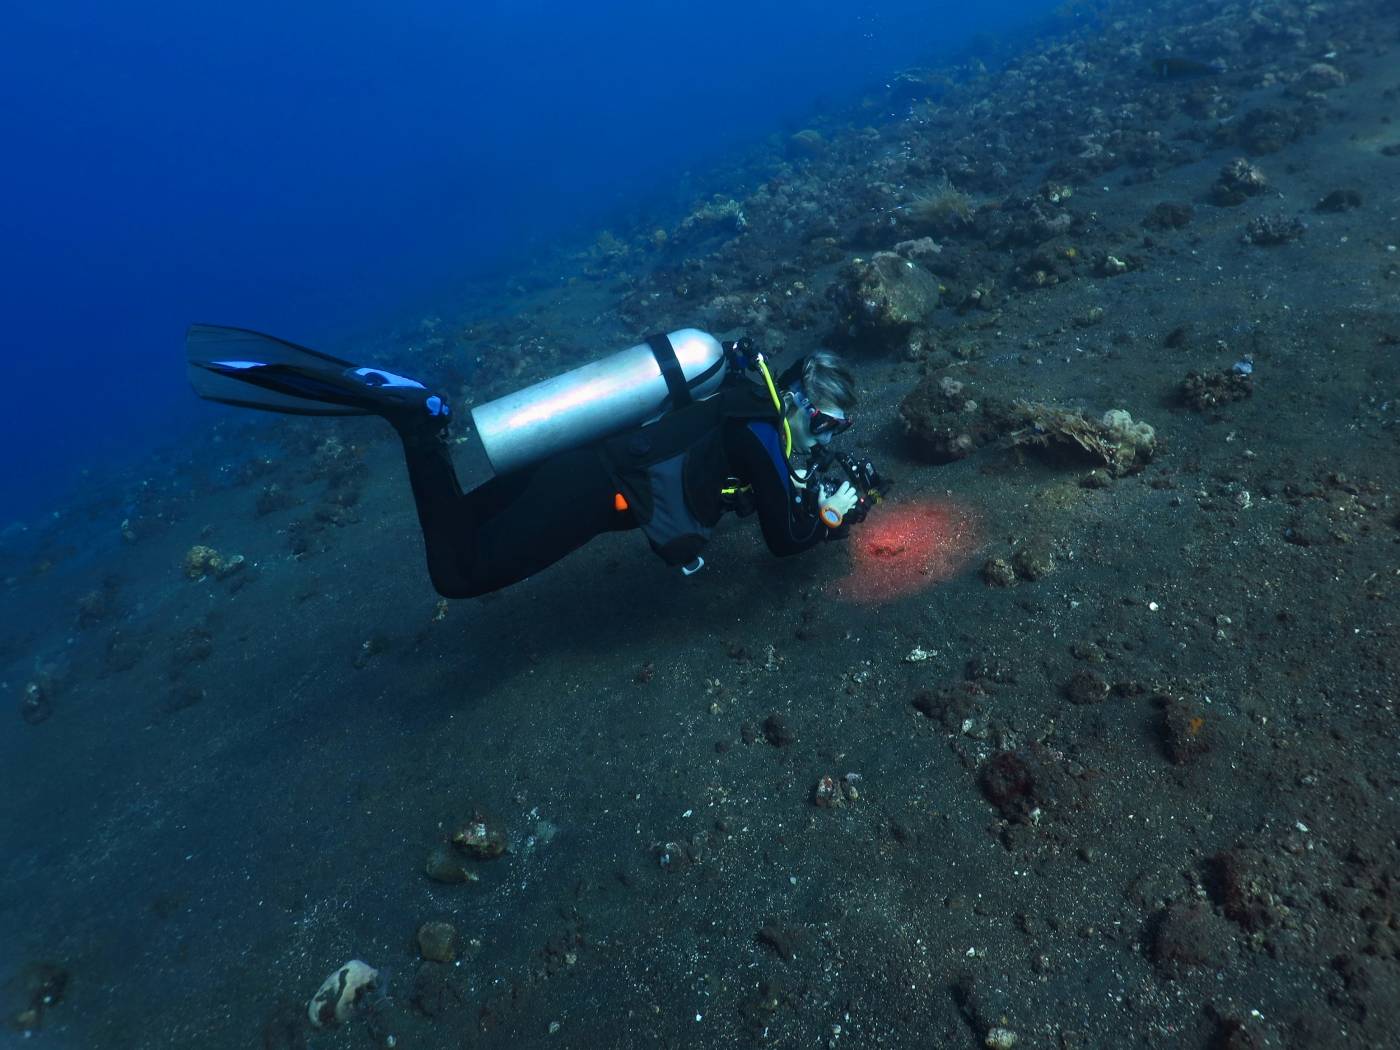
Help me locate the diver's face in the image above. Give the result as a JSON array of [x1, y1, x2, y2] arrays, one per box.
[[787, 397, 847, 451]]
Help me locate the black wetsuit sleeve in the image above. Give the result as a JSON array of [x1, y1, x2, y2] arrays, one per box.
[[725, 419, 827, 557]]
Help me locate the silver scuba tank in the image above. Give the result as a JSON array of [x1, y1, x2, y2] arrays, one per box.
[[469, 328, 728, 476]]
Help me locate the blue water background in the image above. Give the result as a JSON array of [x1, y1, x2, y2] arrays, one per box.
[[1, 0, 1065, 524]]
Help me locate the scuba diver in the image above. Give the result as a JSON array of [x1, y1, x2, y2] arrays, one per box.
[[186, 326, 877, 598]]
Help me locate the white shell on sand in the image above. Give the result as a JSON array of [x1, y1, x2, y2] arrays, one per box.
[[307, 959, 378, 1027]]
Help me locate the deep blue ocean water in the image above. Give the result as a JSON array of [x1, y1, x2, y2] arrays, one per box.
[[1, 0, 1063, 524]]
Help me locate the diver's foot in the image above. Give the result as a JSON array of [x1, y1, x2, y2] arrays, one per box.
[[393, 392, 454, 448], [344, 366, 453, 443], [387, 394, 453, 448]]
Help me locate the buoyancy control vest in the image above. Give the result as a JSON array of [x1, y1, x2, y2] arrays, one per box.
[[601, 381, 782, 566]]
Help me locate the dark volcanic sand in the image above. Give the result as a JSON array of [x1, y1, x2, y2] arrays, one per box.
[[3, 1, 1399, 1048]]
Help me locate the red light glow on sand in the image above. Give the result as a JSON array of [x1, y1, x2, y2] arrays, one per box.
[[827, 499, 982, 605]]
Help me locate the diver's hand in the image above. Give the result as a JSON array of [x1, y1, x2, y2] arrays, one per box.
[[819, 482, 860, 528]]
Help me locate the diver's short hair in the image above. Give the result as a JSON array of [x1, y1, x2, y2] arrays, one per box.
[[796, 350, 857, 412]]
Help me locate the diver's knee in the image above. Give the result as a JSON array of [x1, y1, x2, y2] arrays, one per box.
[[428, 572, 480, 600]]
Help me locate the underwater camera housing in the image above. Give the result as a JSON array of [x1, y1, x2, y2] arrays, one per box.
[[809, 448, 888, 526]]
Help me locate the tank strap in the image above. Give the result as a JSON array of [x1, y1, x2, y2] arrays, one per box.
[[646, 332, 691, 409]]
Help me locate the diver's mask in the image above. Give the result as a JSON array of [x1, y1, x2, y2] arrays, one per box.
[[790, 386, 853, 445]]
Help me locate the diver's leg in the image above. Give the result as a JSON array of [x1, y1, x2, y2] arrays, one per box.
[[454, 456, 618, 595], [398, 439, 626, 599], [397, 431, 480, 598], [464, 448, 625, 594], [184, 325, 488, 591]]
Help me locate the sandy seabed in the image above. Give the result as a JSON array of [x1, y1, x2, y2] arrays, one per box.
[[3, 1, 1399, 1047]]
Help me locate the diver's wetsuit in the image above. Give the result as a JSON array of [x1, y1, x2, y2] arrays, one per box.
[[400, 417, 827, 598]]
